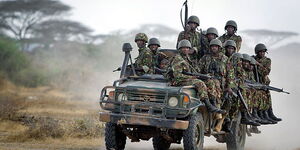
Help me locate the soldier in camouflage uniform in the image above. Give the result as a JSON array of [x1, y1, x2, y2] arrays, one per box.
[[200, 27, 219, 58], [224, 53, 260, 126], [177, 15, 204, 63], [168, 39, 224, 113], [253, 43, 282, 123], [198, 39, 234, 132], [224, 40, 237, 58], [134, 33, 153, 75], [238, 54, 261, 126], [148, 37, 161, 73], [218, 20, 242, 52]]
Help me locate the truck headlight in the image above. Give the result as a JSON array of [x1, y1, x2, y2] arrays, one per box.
[[168, 97, 178, 107], [117, 93, 128, 101]]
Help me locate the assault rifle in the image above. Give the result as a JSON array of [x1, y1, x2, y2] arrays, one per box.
[[182, 71, 222, 80], [244, 79, 290, 94]]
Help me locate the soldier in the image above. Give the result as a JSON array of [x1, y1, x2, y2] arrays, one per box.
[[224, 52, 260, 127], [224, 40, 237, 57], [148, 37, 161, 72], [177, 15, 203, 63], [168, 39, 224, 114], [201, 27, 219, 57], [218, 20, 242, 52], [134, 33, 153, 75], [198, 39, 233, 132], [253, 43, 282, 122]]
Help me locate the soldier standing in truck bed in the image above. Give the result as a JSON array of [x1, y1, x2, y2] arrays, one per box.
[[134, 33, 153, 75], [218, 20, 242, 52], [177, 15, 204, 63]]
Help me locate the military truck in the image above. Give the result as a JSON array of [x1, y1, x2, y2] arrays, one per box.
[[99, 43, 246, 150]]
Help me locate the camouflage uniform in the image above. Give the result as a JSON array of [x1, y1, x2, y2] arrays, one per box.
[[254, 55, 272, 110], [219, 34, 242, 52], [135, 47, 153, 74], [198, 53, 235, 103], [218, 20, 242, 52], [177, 31, 203, 63], [169, 53, 208, 100]]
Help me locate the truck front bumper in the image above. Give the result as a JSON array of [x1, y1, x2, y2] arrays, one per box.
[[99, 112, 189, 130]]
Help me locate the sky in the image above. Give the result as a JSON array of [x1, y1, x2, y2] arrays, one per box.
[[62, 0, 300, 35]]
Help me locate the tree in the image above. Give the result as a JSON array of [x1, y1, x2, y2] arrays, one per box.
[[32, 19, 92, 49], [0, 0, 71, 48]]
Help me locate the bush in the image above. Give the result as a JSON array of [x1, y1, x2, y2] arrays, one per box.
[[0, 95, 21, 120], [0, 36, 47, 87], [25, 116, 64, 139], [67, 118, 104, 138]]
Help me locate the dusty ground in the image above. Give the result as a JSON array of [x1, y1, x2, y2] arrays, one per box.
[[0, 78, 104, 150]]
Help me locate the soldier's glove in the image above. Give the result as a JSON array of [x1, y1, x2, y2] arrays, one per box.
[[142, 66, 150, 73]]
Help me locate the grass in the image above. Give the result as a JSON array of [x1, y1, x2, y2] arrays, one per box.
[[0, 78, 104, 149]]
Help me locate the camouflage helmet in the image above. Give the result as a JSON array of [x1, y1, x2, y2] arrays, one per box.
[[187, 15, 200, 26], [225, 20, 238, 31], [224, 40, 237, 50], [209, 39, 222, 47], [135, 33, 148, 43], [178, 39, 192, 49], [254, 43, 267, 53], [232, 52, 243, 59], [206, 27, 219, 37], [250, 57, 257, 65], [148, 38, 161, 47], [242, 53, 251, 62]]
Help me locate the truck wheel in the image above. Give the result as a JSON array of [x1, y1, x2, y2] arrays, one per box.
[[105, 122, 126, 150], [153, 136, 171, 150], [183, 113, 204, 150], [226, 113, 246, 150]]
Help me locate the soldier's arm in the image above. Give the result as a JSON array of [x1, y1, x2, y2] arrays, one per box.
[[225, 60, 236, 89], [172, 57, 192, 81], [141, 51, 154, 73], [258, 58, 271, 76], [236, 36, 242, 52], [198, 56, 206, 73], [176, 31, 185, 48]]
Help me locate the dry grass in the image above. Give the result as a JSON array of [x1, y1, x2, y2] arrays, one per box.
[[0, 78, 104, 149]]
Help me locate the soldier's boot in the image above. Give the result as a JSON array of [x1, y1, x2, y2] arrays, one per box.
[[247, 113, 261, 126], [252, 108, 267, 124], [210, 99, 226, 114], [222, 118, 232, 134], [258, 110, 272, 124], [268, 107, 282, 122], [214, 115, 225, 132], [263, 110, 277, 124], [203, 99, 226, 114], [249, 126, 261, 134], [241, 111, 260, 126]]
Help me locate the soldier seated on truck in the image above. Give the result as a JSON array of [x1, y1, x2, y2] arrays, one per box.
[[166, 39, 225, 114]]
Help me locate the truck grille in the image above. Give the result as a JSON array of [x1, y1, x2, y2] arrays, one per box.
[[115, 89, 166, 104], [126, 91, 166, 103]]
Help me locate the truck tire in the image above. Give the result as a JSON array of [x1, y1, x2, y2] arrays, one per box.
[[153, 136, 171, 150], [226, 113, 246, 150], [183, 112, 204, 150], [105, 122, 126, 150]]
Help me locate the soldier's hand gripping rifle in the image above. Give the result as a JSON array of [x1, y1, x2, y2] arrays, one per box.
[[244, 79, 290, 94]]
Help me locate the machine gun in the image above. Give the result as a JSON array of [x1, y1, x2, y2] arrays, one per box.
[[244, 79, 290, 94]]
